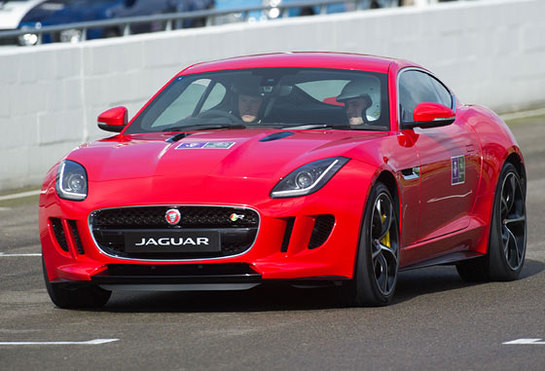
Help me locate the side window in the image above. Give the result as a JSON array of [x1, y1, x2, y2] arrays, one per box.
[[398, 70, 452, 123]]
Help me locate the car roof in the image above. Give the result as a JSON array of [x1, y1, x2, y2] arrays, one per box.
[[178, 52, 415, 76]]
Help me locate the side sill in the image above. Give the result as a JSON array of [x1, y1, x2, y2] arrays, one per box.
[[400, 251, 485, 272]]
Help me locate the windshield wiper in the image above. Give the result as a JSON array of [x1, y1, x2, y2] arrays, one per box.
[[286, 123, 336, 130], [162, 124, 246, 132]]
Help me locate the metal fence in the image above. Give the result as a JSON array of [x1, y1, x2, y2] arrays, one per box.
[[0, 0, 468, 46]]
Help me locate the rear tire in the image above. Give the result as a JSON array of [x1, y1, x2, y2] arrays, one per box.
[[340, 182, 400, 306], [42, 258, 111, 309], [456, 162, 526, 282]]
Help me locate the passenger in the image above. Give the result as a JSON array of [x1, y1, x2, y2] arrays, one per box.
[[336, 80, 374, 126]]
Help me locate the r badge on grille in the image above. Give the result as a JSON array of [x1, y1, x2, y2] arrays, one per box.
[[229, 213, 245, 222], [165, 209, 181, 225]]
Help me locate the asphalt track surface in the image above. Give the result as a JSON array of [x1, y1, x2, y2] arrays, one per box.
[[1, 115, 544, 370]]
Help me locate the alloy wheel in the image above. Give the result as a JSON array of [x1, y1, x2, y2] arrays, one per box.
[[499, 171, 526, 271], [370, 192, 399, 296]]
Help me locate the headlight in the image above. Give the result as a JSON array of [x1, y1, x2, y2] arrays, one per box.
[[271, 157, 349, 198], [56, 160, 88, 201]]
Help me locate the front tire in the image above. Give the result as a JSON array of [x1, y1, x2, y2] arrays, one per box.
[[42, 258, 111, 309], [456, 162, 526, 282], [341, 182, 400, 306]]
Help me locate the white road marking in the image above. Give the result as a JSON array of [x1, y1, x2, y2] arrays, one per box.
[[503, 338, 545, 345], [501, 107, 545, 121], [0, 253, 42, 257], [0, 190, 42, 202], [0, 339, 119, 346]]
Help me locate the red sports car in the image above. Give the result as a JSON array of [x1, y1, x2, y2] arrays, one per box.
[[39, 52, 527, 308]]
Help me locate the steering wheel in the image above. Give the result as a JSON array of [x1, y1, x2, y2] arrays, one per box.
[[196, 110, 243, 124]]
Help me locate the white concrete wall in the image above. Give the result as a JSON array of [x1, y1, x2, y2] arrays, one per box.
[[1, 0, 544, 191]]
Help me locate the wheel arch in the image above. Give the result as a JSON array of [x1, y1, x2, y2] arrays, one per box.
[[342, 169, 401, 306], [505, 151, 526, 196], [374, 170, 401, 221], [476, 149, 526, 256], [351, 169, 399, 269]]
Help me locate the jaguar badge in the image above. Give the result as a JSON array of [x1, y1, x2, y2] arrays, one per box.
[[165, 208, 181, 226]]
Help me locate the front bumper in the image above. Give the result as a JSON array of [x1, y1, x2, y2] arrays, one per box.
[[90, 263, 263, 291], [40, 161, 374, 287]]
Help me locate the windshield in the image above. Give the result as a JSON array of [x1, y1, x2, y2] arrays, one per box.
[[126, 68, 390, 133]]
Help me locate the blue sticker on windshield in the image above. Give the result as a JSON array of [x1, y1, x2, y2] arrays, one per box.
[[176, 142, 235, 149]]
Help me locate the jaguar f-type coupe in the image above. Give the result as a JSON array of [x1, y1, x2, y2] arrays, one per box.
[[39, 52, 527, 308]]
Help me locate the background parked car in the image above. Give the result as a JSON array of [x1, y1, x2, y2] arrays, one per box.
[[214, 0, 346, 23], [16, 0, 213, 46], [0, 0, 47, 44], [213, 0, 397, 25]]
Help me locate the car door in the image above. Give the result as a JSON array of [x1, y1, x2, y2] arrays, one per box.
[[398, 68, 480, 244]]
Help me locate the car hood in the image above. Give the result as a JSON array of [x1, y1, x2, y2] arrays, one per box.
[[67, 128, 386, 204]]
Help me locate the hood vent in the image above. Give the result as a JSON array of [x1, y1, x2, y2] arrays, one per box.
[[166, 132, 192, 143], [259, 131, 294, 142]]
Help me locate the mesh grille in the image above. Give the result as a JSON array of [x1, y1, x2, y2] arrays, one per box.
[[90, 206, 259, 260], [308, 215, 335, 249], [91, 206, 258, 229]]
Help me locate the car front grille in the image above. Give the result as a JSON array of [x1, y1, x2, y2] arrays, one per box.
[[90, 206, 259, 260]]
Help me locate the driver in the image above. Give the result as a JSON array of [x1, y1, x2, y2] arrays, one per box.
[[336, 80, 374, 126], [238, 92, 263, 123], [231, 81, 265, 124]]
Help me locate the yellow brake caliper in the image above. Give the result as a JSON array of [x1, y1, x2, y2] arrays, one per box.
[[381, 213, 391, 248]]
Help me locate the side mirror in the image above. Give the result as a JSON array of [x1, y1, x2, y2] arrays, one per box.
[[402, 102, 455, 129], [97, 106, 128, 133]]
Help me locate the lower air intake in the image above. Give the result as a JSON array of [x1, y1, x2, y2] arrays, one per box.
[[308, 215, 335, 249]]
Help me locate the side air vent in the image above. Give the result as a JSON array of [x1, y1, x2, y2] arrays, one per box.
[[51, 218, 69, 252], [67, 220, 84, 254], [281, 217, 295, 253], [308, 215, 335, 249]]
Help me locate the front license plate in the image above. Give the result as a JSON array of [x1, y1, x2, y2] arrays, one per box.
[[124, 230, 221, 253]]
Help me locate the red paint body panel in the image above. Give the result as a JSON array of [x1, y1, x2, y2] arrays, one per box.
[[40, 52, 524, 291]]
